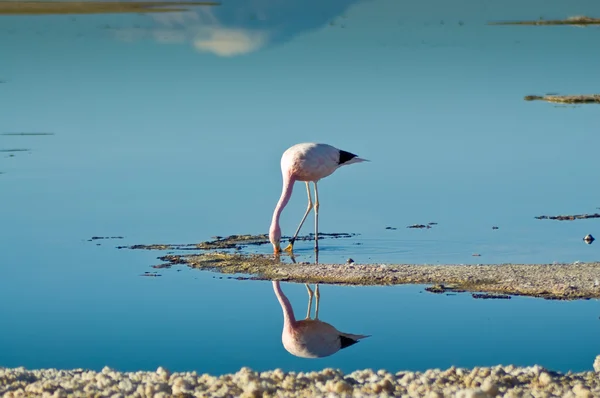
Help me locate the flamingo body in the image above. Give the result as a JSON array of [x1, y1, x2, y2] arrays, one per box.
[[273, 281, 369, 358], [282, 319, 366, 358], [280, 143, 364, 182], [269, 143, 367, 253]]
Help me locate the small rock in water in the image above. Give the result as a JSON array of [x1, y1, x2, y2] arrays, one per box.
[[407, 224, 429, 229], [584, 234, 595, 244], [492, 226, 499, 230], [472, 293, 511, 300], [346, 258, 355, 264]]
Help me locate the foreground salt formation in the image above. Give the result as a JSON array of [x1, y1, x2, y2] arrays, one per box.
[[3, 360, 600, 397]]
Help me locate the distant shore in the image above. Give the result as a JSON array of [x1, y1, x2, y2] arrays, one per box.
[[0, 1, 219, 15], [524, 94, 600, 104], [3, 360, 600, 397], [488, 15, 600, 26]]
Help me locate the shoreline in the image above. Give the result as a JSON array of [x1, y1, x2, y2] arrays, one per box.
[[2, 361, 600, 397], [114, 233, 600, 300], [151, 251, 600, 300]]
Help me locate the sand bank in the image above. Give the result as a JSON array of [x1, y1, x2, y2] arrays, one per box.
[[148, 251, 600, 300], [117, 234, 600, 300]]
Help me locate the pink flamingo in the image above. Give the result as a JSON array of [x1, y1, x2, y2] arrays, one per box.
[[269, 143, 368, 254], [272, 280, 369, 358]]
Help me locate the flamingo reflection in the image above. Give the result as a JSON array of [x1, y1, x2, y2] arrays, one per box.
[[272, 280, 369, 358]]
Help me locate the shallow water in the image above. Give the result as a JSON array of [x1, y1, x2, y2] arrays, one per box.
[[2, 254, 600, 374], [1, 0, 600, 374]]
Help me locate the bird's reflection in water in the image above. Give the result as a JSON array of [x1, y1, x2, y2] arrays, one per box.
[[272, 276, 369, 358]]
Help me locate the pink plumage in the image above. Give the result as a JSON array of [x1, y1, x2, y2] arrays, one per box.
[[269, 143, 368, 254], [273, 280, 369, 358]]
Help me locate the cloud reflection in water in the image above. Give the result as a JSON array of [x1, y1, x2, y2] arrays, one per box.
[[114, 0, 360, 56]]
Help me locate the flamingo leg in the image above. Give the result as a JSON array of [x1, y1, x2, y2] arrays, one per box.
[[285, 182, 313, 253], [313, 182, 320, 252], [305, 283, 314, 319], [315, 284, 321, 320]]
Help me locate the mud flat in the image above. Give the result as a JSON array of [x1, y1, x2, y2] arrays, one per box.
[[139, 251, 600, 300], [3, 361, 600, 397], [524, 94, 600, 104], [117, 232, 357, 251], [0, 1, 219, 15], [488, 15, 600, 26], [118, 234, 600, 300], [535, 213, 600, 221], [1, 133, 54, 136]]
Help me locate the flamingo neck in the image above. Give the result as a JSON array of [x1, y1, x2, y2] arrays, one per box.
[[270, 176, 295, 233], [272, 281, 296, 328]]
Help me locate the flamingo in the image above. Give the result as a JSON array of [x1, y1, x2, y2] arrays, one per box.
[[272, 280, 369, 358], [269, 143, 368, 254]]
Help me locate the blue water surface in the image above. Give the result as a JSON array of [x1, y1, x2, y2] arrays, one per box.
[[1, 0, 600, 375]]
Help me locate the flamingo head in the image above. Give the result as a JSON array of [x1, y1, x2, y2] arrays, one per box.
[[269, 224, 281, 253]]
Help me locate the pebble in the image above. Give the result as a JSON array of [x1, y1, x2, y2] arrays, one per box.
[[539, 371, 553, 386], [480, 377, 498, 395], [594, 356, 600, 372], [3, 359, 600, 398]]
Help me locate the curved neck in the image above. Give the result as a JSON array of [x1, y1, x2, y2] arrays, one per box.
[[272, 280, 296, 328], [270, 176, 295, 231]]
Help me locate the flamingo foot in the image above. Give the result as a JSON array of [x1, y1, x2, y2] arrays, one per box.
[[284, 243, 294, 253]]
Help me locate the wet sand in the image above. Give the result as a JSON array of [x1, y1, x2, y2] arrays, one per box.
[[114, 233, 600, 300], [152, 251, 600, 300], [118, 233, 356, 251], [2, 360, 600, 397]]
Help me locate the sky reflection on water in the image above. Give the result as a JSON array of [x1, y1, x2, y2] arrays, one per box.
[[1, 0, 600, 375], [1, 254, 599, 374]]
